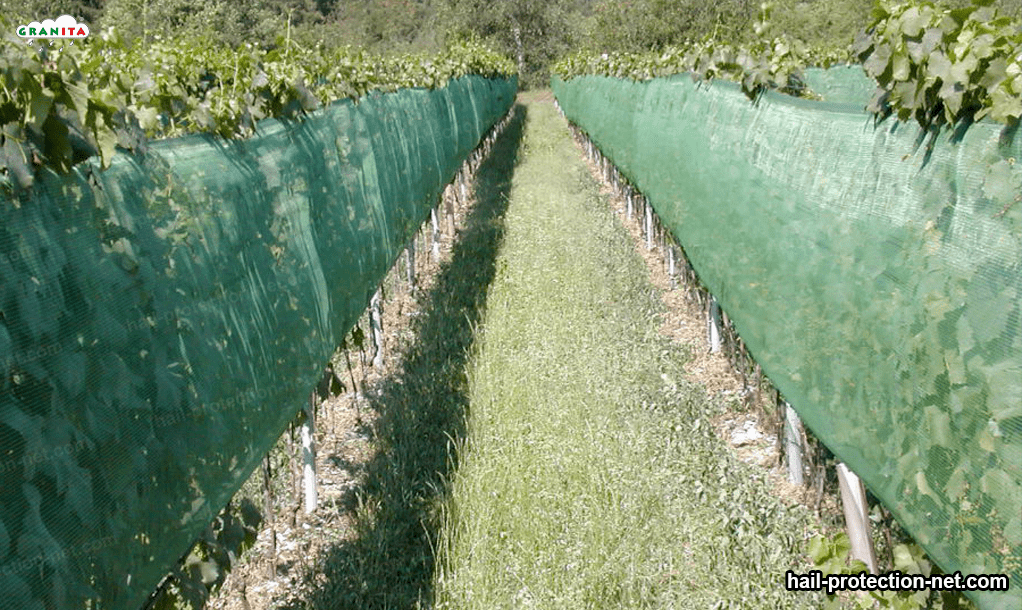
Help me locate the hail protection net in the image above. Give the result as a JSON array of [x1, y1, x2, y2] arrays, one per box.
[[553, 73, 1020, 610], [801, 65, 876, 107], [0, 74, 516, 610]]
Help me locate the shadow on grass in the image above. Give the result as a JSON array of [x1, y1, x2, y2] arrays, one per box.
[[284, 104, 527, 610]]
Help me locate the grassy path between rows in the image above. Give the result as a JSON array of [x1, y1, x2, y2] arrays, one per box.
[[434, 95, 821, 609]]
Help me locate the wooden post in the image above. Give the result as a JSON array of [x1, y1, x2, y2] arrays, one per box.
[[837, 463, 878, 573], [405, 240, 416, 292], [301, 395, 318, 514], [341, 349, 360, 422], [261, 456, 277, 579], [645, 201, 654, 251], [370, 288, 384, 369], [668, 246, 676, 290], [431, 207, 440, 261], [286, 424, 299, 526], [445, 185, 456, 235], [784, 404, 805, 486], [708, 296, 722, 353]]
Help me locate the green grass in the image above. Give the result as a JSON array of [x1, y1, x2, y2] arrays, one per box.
[[434, 96, 822, 609]]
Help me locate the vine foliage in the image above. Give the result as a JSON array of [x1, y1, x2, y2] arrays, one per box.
[[0, 25, 515, 192], [852, 0, 1021, 130], [553, 4, 847, 101]]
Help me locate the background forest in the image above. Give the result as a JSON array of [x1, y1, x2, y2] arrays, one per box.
[[4, 0, 1021, 88]]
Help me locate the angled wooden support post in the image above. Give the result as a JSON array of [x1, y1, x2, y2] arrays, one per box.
[[837, 462, 878, 574]]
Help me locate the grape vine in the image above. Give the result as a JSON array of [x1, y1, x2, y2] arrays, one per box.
[[553, 4, 845, 101], [0, 24, 515, 192], [555, 0, 1021, 133], [852, 0, 1021, 130]]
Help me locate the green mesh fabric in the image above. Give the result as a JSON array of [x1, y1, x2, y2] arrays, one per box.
[[0, 74, 515, 610], [802, 65, 876, 106], [553, 73, 1020, 610]]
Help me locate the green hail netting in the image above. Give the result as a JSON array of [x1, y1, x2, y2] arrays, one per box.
[[0, 74, 516, 610], [553, 73, 1020, 610], [801, 65, 876, 106]]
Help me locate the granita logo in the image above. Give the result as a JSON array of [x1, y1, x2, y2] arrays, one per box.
[[16, 15, 89, 40]]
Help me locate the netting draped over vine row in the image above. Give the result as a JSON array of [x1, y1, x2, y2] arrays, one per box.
[[0, 74, 516, 610], [801, 65, 876, 106], [552, 73, 1020, 610]]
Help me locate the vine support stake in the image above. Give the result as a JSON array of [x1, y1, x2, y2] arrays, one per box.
[[341, 349, 360, 422], [645, 201, 654, 251], [301, 394, 318, 514], [406, 240, 416, 293], [837, 462, 878, 574], [445, 184, 456, 235], [431, 207, 440, 262], [261, 455, 277, 580], [708, 296, 722, 353], [784, 403, 805, 486], [370, 288, 384, 369], [668, 245, 677, 290]]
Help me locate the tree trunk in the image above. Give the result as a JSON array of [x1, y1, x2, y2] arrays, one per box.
[[512, 22, 525, 80]]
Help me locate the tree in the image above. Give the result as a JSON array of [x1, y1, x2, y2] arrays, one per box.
[[2, 0, 103, 24], [98, 0, 324, 49], [441, 0, 590, 88], [587, 0, 761, 53]]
